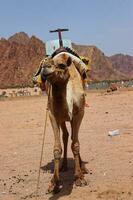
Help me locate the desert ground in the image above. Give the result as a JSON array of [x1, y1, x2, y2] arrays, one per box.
[[0, 90, 133, 200]]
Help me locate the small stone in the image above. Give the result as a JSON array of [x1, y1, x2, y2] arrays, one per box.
[[12, 192, 17, 195], [1, 192, 6, 194]]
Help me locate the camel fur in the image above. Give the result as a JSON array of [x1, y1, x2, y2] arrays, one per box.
[[41, 53, 88, 193]]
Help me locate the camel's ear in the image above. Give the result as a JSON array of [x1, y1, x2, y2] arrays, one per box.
[[67, 56, 72, 67]]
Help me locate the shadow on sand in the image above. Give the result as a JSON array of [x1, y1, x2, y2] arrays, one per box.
[[41, 158, 75, 200]]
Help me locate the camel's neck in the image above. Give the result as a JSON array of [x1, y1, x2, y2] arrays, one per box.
[[52, 84, 67, 104], [51, 84, 71, 121]]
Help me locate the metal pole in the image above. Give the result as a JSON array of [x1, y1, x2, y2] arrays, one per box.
[[49, 28, 69, 47], [58, 30, 63, 47]]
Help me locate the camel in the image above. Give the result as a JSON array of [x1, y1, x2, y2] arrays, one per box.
[[40, 52, 88, 193]]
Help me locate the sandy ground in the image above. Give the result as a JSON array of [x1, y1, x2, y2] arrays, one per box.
[[0, 90, 133, 200]]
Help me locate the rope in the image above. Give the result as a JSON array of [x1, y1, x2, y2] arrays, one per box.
[[35, 85, 51, 200]]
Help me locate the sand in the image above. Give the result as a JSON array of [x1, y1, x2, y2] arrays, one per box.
[[0, 90, 133, 200]]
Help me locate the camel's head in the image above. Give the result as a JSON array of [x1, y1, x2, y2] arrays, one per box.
[[41, 53, 72, 85]]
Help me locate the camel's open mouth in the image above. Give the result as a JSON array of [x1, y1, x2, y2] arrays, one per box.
[[44, 71, 54, 78]]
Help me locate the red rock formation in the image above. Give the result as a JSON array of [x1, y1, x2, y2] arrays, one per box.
[[0, 32, 45, 88], [0, 32, 132, 88]]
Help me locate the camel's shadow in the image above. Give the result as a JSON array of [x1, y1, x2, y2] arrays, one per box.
[[41, 158, 75, 200]]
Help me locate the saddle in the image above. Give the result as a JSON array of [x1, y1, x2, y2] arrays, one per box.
[[33, 47, 89, 90]]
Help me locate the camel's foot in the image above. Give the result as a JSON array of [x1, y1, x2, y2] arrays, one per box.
[[75, 177, 87, 187], [46, 181, 63, 194], [81, 164, 89, 174], [60, 160, 68, 172]]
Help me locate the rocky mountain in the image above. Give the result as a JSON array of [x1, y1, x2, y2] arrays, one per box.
[[109, 54, 133, 79], [8, 32, 30, 45], [72, 44, 127, 81], [0, 32, 132, 88], [0, 32, 45, 88]]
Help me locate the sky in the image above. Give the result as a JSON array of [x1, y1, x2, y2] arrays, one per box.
[[0, 0, 132, 56]]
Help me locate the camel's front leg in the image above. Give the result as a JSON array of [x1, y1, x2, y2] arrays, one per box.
[[48, 112, 62, 193], [71, 110, 87, 186], [79, 155, 89, 174], [60, 122, 69, 171]]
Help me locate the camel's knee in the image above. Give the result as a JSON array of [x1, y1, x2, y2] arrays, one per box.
[[53, 147, 62, 160], [71, 142, 80, 156]]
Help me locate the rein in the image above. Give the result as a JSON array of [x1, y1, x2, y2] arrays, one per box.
[[35, 85, 51, 200]]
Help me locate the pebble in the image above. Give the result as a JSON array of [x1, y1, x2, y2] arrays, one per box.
[[1, 192, 6, 195], [24, 174, 28, 177]]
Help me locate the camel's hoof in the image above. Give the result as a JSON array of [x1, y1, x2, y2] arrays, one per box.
[[75, 178, 87, 187], [81, 167, 89, 174], [53, 184, 63, 194], [46, 184, 54, 194], [81, 162, 89, 174], [46, 182, 63, 194]]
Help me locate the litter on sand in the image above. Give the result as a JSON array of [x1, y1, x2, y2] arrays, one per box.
[[108, 129, 120, 136]]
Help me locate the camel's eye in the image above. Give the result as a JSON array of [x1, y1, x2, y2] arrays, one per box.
[[58, 63, 66, 69], [47, 65, 51, 68]]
